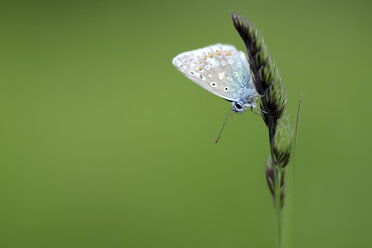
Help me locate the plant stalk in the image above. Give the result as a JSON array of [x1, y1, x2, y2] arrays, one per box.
[[268, 119, 282, 248]]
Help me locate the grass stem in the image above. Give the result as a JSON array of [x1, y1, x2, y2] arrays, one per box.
[[286, 94, 302, 248]]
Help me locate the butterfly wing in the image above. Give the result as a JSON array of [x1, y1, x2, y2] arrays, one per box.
[[172, 44, 255, 102]]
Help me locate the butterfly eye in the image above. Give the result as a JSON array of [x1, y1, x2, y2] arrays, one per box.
[[233, 101, 245, 113]]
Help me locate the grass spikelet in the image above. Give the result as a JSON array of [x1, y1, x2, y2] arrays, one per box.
[[231, 12, 296, 248]]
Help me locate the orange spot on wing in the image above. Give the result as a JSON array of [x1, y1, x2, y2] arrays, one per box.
[[202, 56, 206, 60], [216, 51, 221, 55], [197, 66, 202, 71], [225, 51, 232, 56], [208, 53, 213, 58]]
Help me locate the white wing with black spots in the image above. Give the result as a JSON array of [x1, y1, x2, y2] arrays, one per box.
[[172, 44, 256, 103]]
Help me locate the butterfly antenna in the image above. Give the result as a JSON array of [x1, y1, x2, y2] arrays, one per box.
[[215, 107, 233, 144]]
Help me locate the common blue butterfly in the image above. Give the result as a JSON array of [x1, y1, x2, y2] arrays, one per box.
[[172, 44, 258, 113]]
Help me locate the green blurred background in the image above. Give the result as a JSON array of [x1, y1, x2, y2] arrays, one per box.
[[0, 0, 371, 247]]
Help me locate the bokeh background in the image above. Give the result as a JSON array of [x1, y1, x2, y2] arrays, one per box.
[[1, 0, 371, 247]]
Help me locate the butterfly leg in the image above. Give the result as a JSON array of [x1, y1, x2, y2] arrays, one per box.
[[250, 105, 267, 115], [250, 106, 262, 115]]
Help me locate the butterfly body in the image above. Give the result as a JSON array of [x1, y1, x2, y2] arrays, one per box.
[[172, 44, 258, 113]]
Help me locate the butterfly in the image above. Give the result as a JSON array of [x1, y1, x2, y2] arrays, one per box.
[[172, 43, 258, 113]]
